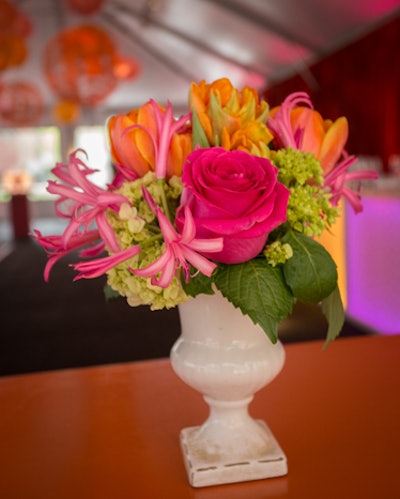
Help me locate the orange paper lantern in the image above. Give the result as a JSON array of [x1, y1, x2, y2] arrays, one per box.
[[43, 25, 118, 106], [0, 0, 31, 38], [53, 99, 81, 124], [0, 34, 27, 70], [0, 0, 18, 33], [65, 0, 105, 15], [0, 0, 31, 72], [113, 54, 141, 80], [0, 81, 43, 125]]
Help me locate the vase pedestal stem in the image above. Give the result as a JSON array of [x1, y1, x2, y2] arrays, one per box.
[[179, 395, 287, 487]]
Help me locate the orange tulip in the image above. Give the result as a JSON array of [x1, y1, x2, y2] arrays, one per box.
[[107, 100, 192, 179], [289, 106, 349, 175], [268, 92, 378, 212], [189, 78, 272, 156], [269, 94, 349, 175]]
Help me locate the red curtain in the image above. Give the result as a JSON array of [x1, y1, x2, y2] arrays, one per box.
[[263, 15, 400, 173]]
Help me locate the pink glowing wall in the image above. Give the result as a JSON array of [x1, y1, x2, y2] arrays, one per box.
[[345, 193, 400, 335]]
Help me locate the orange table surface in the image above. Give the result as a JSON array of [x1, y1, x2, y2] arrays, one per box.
[[0, 334, 399, 499]]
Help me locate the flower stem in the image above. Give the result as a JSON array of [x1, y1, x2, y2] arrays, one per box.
[[157, 178, 172, 222], [139, 232, 163, 249]]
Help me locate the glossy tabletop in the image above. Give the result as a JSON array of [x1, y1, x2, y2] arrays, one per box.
[[0, 334, 399, 499]]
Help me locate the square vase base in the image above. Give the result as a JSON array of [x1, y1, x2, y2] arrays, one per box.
[[180, 420, 288, 488]]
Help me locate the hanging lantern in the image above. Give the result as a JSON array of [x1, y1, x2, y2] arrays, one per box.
[[0, 0, 32, 40], [53, 99, 81, 124], [0, 34, 27, 70], [65, 0, 105, 15], [0, 0, 31, 72], [0, 0, 18, 33], [11, 10, 32, 38], [113, 54, 141, 80], [0, 81, 43, 125], [43, 24, 118, 106]]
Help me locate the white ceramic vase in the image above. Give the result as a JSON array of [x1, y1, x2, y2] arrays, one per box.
[[170, 291, 288, 487]]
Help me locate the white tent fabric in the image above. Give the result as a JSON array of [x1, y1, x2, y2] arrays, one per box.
[[2, 0, 399, 116]]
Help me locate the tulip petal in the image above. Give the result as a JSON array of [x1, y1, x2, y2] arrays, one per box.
[[291, 107, 325, 157], [319, 117, 349, 174]]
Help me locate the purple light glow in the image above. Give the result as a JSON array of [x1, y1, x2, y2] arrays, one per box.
[[345, 194, 400, 335]]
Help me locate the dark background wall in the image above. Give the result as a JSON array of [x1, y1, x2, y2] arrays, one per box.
[[0, 237, 366, 377], [264, 15, 400, 173]]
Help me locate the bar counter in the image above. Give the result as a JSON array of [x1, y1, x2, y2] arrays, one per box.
[[0, 334, 399, 498]]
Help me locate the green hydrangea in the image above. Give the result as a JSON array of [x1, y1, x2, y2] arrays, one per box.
[[272, 148, 339, 237], [105, 172, 188, 310], [263, 241, 293, 266]]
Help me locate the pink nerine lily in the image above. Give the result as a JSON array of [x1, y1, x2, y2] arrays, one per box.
[[268, 91, 351, 172], [267, 92, 378, 212], [151, 99, 191, 179], [71, 246, 141, 281], [35, 228, 141, 282], [133, 188, 223, 287], [33, 229, 103, 282], [108, 100, 191, 180], [268, 92, 313, 150], [33, 149, 143, 281], [324, 156, 378, 213], [48, 149, 131, 253]]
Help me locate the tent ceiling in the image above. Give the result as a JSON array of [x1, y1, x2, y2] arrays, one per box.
[[2, 0, 400, 116]]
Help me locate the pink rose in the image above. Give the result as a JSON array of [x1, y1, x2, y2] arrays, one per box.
[[176, 147, 290, 264]]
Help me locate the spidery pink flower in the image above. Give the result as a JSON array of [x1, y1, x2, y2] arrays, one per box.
[[132, 187, 223, 288], [150, 99, 190, 179], [267, 92, 378, 212], [70, 246, 142, 281], [47, 149, 130, 253], [33, 229, 103, 282], [268, 92, 312, 149], [33, 150, 142, 280], [109, 100, 191, 181]]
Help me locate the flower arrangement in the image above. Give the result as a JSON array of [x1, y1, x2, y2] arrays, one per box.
[[34, 78, 377, 345]]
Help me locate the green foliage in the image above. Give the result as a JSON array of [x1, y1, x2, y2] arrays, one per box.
[[181, 243, 344, 346], [321, 286, 345, 349], [104, 284, 121, 301], [275, 147, 324, 186], [282, 231, 337, 304], [273, 148, 339, 236], [213, 260, 295, 343], [182, 269, 214, 296]]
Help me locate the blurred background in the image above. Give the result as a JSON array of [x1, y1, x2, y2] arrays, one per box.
[[0, 0, 399, 376]]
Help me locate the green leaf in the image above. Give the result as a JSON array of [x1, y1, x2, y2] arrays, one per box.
[[282, 231, 338, 304], [213, 260, 295, 343], [191, 109, 210, 148], [104, 285, 121, 301], [182, 268, 214, 297], [321, 285, 345, 349]]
